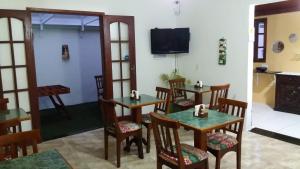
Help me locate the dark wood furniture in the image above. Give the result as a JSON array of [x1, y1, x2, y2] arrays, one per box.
[[94, 75, 104, 101], [164, 106, 243, 152], [209, 84, 230, 110], [0, 130, 41, 160], [169, 78, 195, 110], [0, 99, 8, 111], [38, 85, 71, 119], [100, 98, 143, 168], [0, 119, 21, 135], [0, 119, 22, 160], [275, 73, 300, 114], [113, 94, 165, 152], [207, 98, 247, 169], [142, 87, 171, 153], [150, 112, 209, 169]]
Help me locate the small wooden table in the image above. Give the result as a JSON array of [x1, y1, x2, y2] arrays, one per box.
[[38, 85, 71, 119], [0, 108, 30, 124], [175, 85, 211, 104], [113, 94, 165, 153], [0, 149, 73, 169], [164, 108, 243, 151], [113, 94, 165, 124]]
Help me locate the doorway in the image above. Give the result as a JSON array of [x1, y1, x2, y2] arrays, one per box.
[[251, 1, 300, 140], [30, 11, 104, 140]]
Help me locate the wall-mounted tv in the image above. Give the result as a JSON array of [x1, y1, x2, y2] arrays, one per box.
[[151, 28, 190, 54]]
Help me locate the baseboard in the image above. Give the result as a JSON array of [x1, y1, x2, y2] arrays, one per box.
[[250, 127, 300, 146]]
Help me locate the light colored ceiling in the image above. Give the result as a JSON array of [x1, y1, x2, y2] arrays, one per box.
[[31, 13, 100, 27]]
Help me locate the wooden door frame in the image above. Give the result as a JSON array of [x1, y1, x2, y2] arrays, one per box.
[[102, 15, 137, 100], [26, 8, 106, 130]]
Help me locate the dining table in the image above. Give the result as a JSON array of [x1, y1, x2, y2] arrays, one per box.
[[113, 94, 165, 152], [175, 85, 211, 104], [164, 108, 243, 151], [0, 149, 73, 169], [0, 108, 30, 124]]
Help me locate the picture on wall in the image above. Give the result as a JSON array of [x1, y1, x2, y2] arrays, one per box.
[[62, 44, 70, 60]]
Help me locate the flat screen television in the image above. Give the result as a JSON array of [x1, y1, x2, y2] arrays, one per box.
[[151, 28, 190, 54]]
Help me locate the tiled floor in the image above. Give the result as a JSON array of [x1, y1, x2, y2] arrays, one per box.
[[39, 128, 300, 169], [252, 102, 300, 138]]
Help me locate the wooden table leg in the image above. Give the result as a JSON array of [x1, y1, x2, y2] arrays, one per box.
[[124, 108, 144, 159], [194, 130, 208, 169], [194, 93, 203, 105], [49, 95, 71, 119]]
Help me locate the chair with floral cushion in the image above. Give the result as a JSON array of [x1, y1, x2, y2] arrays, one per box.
[[142, 87, 171, 153], [169, 78, 194, 110], [100, 98, 143, 168], [150, 112, 208, 169], [207, 98, 247, 169], [208, 84, 230, 110]]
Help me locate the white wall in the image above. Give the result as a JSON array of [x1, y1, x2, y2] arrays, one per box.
[[33, 26, 101, 109], [1, 0, 284, 129], [79, 29, 102, 102], [175, 0, 283, 129]]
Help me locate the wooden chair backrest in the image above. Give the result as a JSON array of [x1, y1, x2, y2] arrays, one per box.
[[169, 78, 187, 102], [154, 87, 171, 114], [0, 130, 41, 160], [209, 84, 230, 110], [95, 75, 104, 99], [0, 119, 22, 136], [100, 98, 119, 133], [218, 98, 247, 139], [0, 98, 9, 111], [150, 112, 185, 168]]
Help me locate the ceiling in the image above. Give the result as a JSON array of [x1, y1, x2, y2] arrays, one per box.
[[31, 13, 100, 27]]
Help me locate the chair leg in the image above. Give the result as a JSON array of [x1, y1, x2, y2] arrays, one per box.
[[104, 131, 108, 160], [215, 152, 221, 169], [157, 159, 162, 169], [206, 158, 209, 169], [117, 140, 121, 168], [237, 145, 241, 169], [146, 125, 151, 153], [137, 132, 144, 159]]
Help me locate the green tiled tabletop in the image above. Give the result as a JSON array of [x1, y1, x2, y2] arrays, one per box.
[[0, 108, 30, 122], [113, 94, 164, 109], [176, 85, 211, 94], [0, 149, 72, 169], [165, 108, 242, 131]]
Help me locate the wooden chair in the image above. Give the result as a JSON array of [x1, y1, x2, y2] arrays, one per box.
[[150, 112, 208, 169], [101, 98, 143, 168], [0, 119, 22, 135], [209, 84, 230, 110], [0, 130, 41, 160], [207, 98, 247, 169], [95, 75, 104, 100], [169, 78, 194, 110], [142, 87, 171, 153], [0, 119, 22, 160], [0, 98, 9, 111]]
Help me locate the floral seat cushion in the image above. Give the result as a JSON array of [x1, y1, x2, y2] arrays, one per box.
[[207, 132, 238, 150], [175, 99, 194, 107], [118, 121, 141, 133], [159, 144, 208, 165]]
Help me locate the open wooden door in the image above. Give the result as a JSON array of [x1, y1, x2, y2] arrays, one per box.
[[0, 10, 39, 129], [102, 15, 137, 116]]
